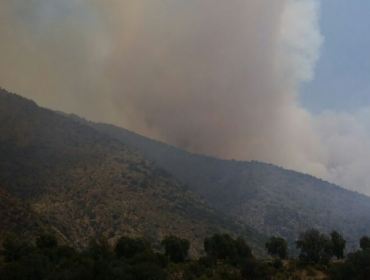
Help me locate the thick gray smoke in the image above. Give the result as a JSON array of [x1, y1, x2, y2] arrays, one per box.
[[0, 0, 369, 194]]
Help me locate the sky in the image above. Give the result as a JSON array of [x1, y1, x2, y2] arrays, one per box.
[[0, 0, 370, 195], [302, 0, 370, 113]]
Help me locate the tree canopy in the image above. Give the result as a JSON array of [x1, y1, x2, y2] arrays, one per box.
[[265, 236, 288, 259], [296, 228, 332, 265], [161, 235, 190, 263], [330, 230, 346, 260], [115, 236, 151, 259], [360, 236, 370, 251], [204, 233, 252, 265]]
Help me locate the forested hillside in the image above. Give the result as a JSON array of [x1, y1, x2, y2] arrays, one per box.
[[0, 88, 265, 254], [0, 186, 57, 245], [88, 121, 370, 248]]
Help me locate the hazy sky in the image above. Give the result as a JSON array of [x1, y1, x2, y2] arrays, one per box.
[[1, 0, 370, 195]]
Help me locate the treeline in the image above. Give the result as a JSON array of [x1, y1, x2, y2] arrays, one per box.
[[1, 230, 370, 279]]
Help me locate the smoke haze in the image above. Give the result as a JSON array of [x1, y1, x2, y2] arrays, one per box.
[[1, 0, 369, 194]]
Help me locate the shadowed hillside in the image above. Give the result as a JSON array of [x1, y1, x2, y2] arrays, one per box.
[[86, 120, 370, 249], [0, 88, 266, 254]]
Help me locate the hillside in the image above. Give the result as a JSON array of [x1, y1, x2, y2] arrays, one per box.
[[0, 88, 266, 254], [0, 186, 56, 245], [87, 120, 370, 249]]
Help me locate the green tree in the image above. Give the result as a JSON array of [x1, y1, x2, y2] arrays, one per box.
[[235, 236, 253, 259], [330, 231, 346, 259], [265, 236, 288, 259], [296, 228, 332, 265], [161, 235, 190, 263], [115, 236, 151, 259], [204, 233, 237, 263], [360, 236, 370, 250], [204, 233, 253, 266]]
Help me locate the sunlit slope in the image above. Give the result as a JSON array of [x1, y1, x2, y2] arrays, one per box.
[[0, 88, 265, 253], [89, 120, 370, 247]]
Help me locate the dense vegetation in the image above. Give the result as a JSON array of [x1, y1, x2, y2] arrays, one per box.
[[1, 230, 370, 280], [0, 186, 56, 245], [0, 88, 265, 253], [2, 88, 370, 279], [87, 119, 370, 248]]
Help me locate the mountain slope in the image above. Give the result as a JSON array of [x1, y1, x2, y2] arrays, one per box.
[[0, 88, 266, 254], [0, 186, 56, 245], [87, 120, 370, 248]]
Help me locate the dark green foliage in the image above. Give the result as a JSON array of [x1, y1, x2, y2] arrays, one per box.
[[204, 233, 253, 265], [1, 253, 51, 280], [296, 228, 332, 265], [329, 248, 370, 280], [265, 236, 288, 259], [36, 233, 58, 250], [1, 235, 33, 262], [1, 231, 361, 280], [204, 233, 237, 263], [88, 235, 113, 261], [330, 230, 346, 259], [115, 236, 151, 259], [235, 236, 253, 259], [161, 235, 190, 263], [360, 235, 370, 250], [0, 233, 168, 280], [241, 259, 273, 280], [129, 251, 167, 269]]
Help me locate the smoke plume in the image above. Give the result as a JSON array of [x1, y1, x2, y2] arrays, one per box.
[[0, 0, 369, 194]]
